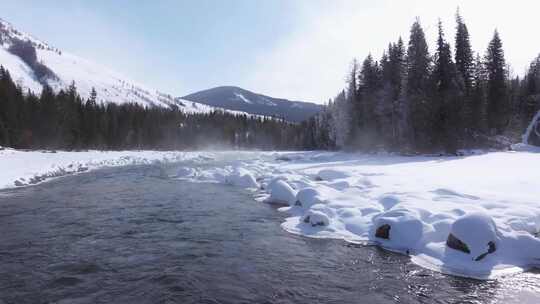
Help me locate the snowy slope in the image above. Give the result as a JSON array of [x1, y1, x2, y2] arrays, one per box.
[[0, 17, 251, 115], [0, 47, 42, 92]]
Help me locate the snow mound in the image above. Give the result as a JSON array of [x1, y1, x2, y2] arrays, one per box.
[[264, 176, 290, 190], [302, 210, 330, 227], [447, 213, 499, 261], [225, 168, 258, 189], [265, 180, 296, 206], [371, 208, 428, 252], [295, 187, 323, 208]]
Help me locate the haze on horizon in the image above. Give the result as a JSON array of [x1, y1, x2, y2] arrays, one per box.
[[1, 0, 539, 104]]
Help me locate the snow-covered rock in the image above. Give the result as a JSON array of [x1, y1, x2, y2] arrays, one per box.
[[446, 213, 499, 261], [265, 180, 296, 206], [295, 187, 323, 208], [302, 210, 330, 227], [225, 168, 258, 189], [265, 176, 290, 191], [371, 208, 428, 252]]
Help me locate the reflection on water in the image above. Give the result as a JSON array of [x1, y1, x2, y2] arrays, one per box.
[[0, 164, 538, 304]]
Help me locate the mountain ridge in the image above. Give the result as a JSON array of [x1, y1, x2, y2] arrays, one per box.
[[182, 86, 323, 122], [0, 17, 322, 122]]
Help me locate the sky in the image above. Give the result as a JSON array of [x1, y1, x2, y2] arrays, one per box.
[[1, 0, 539, 104]]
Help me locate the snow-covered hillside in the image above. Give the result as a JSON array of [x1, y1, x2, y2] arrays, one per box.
[[182, 86, 323, 122], [0, 18, 249, 115]]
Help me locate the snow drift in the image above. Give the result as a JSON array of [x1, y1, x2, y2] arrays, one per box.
[[172, 150, 540, 279]]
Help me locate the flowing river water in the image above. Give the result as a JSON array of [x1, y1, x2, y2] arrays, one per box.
[[0, 163, 539, 303]]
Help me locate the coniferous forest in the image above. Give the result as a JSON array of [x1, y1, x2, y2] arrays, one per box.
[[303, 11, 540, 153], [0, 69, 307, 151]]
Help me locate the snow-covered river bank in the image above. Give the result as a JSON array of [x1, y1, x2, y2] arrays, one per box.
[[1, 163, 540, 303], [1, 147, 540, 280]]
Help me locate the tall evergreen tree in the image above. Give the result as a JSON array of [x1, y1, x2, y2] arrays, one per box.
[[454, 9, 475, 135], [455, 9, 474, 92], [406, 19, 432, 150], [433, 20, 462, 152], [485, 30, 508, 134], [357, 54, 382, 148], [471, 53, 488, 133]]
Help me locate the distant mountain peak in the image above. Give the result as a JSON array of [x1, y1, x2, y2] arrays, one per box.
[[182, 86, 322, 122]]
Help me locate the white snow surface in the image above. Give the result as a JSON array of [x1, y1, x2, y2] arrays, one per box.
[[2, 149, 540, 279], [0, 148, 206, 189], [170, 150, 540, 279]]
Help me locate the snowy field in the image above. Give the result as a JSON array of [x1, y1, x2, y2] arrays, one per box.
[[0, 148, 207, 189], [172, 147, 540, 279], [2, 147, 540, 279]]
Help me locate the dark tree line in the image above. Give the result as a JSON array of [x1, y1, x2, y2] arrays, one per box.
[[0, 67, 307, 151], [307, 11, 540, 153]]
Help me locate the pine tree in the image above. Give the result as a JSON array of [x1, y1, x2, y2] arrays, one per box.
[[330, 90, 352, 149], [455, 9, 474, 93], [433, 20, 462, 152], [406, 18, 432, 150], [357, 54, 382, 148], [455, 9, 475, 136], [346, 59, 359, 147], [471, 53, 488, 133], [485, 30, 508, 134]]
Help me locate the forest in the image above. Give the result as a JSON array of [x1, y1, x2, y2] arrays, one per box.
[[0, 69, 307, 151], [302, 11, 540, 153]]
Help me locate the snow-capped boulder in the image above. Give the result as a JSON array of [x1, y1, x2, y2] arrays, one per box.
[[295, 187, 323, 208], [265, 180, 296, 206], [263, 176, 289, 190], [371, 208, 427, 251], [225, 168, 258, 188], [302, 210, 330, 227], [446, 212, 499, 261]]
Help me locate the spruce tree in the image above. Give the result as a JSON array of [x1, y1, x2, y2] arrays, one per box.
[[485, 30, 508, 134], [406, 19, 432, 150], [455, 10, 474, 136], [433, 20, 461, 152], [471, 53, 488, 133], [455, 9, 474, 92]]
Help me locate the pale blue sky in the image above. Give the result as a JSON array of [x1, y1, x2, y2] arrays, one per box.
[[1, 0, 540, 103]]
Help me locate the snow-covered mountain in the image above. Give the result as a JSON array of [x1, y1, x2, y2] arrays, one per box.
[[0, 17, 235, 115], [182, 86, 323, 122]]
